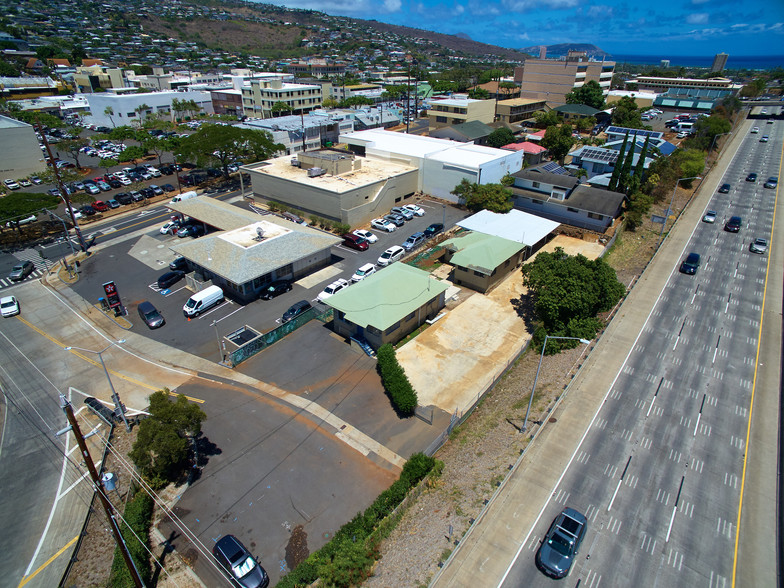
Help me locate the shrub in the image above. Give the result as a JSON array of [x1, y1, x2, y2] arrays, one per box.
[[334, 222, 351, 235], [376, 344, 418, 415], [108, 490, 154, 587]]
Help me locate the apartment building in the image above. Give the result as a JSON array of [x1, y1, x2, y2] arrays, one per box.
[[495, 97, 548, 125], [426, 94, 495, 130], [72, 65, 127, 93], [514, 51, 615, 108], [241, 78, 322, 118]]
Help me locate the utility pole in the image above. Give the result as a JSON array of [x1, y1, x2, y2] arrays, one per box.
[[59, 395, 145, 587]]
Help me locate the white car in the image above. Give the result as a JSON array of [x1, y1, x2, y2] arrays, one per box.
[[18, 179, 32, 187], [403, 204, 425, 216], [353, 229, 378, 244], [377, 245, 405, 267], [118, 176, 132, 185], [3, 179, 20, 190], [750, 126, 759, 134], [160, 221, 179, 234], [351, 263, 377, 283], [0, 295, 20, 317], [371, 218, 396, 232], [317, 278, 350, 302]]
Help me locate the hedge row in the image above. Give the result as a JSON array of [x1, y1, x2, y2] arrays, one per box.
[[276, 453, 438, 588], [376, 343, 418, 415], [267, 200, 350, 234], [107, 489, 154, 587]]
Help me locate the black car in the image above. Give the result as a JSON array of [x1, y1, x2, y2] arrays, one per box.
[[116, 192, 133, 205], [130, 191, 144, 202], [718, 183, 731, 193], [282, 300, 312, 323], [724, 215, 742, 232], [9, 260, 35, 281], [80, 205, 96, 216], [679, 252, 700, 274], [213, 535, 269, 588], [161, 183, 176, 192], [260, 279, 292, 300], [169, 257, 189, 272], [137, 301, 165, 329], [746, 173, 758, 182], [157, 270, 185, 290], [108, 179, 122, 189], [424, 223, 444, 238], [139, 187, 154, 199]]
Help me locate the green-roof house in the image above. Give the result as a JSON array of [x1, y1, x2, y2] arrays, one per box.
[[440, 231, 526, 293], [324, 263, 449, 349]]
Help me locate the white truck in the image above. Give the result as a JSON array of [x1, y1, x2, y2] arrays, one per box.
[[169, 190, 198, 204]]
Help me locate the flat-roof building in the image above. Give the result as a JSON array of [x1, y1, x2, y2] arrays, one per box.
[[0, 115, 47, 182]]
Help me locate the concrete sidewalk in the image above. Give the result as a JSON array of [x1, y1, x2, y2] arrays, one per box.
[[431, 118, 764, 587]]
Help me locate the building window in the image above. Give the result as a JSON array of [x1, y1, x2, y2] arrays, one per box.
[[405, 311, 416, 322], [474, 270, 484, 277], [385, 321, 401, 334], [532, 181, 540, 188], [567, 207, 580, 213], [436, 116, 447, 123], [587, 212, 604, 220]]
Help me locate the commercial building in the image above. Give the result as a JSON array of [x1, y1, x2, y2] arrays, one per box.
[[326, 263, 449, 350], [711, 53, 729, 72], [236, 112, 355, 155], [244, 150, 418, 227], [0, 115, 46, 182], [83, 90, 214, 128], [241, 78, 322, 118], [341, 129, 524, 203], [513, 51, 615, 108], [495, 98, 548, 125], [627, 76, 737, 93], [167, 196, 341, 303], [72, 65, 126, 93], [426, 95, 495, 130]]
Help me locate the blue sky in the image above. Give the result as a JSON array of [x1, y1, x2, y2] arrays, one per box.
[[258, 0, 784, 56]]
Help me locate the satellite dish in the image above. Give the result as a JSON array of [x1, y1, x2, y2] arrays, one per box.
[[256, 227, 265, 240]]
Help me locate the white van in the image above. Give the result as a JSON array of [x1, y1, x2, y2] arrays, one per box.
[[170, 190, 198, 204], [676, 122, 694, 134], [183, 285, 224, 317]]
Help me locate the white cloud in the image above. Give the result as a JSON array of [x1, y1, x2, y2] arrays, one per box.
[[686, 13, 709, 24], [384, 0, 402, 10], [501, 0, 579, 12], [456, 4, 465, 15], [587, 5, 614, 18]]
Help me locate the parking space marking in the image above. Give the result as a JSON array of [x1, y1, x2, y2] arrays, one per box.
[[198, 300, 240, 322]]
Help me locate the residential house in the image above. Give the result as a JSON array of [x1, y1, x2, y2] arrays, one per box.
[[553, 103, 603, 121], [500, 141, 548, 165], [440, 231, 526, 293], [567, 144, 655, 179], [428, 120, 495, 145]]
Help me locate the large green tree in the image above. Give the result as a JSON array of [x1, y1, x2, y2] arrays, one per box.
[[521, 247, 626, 353], [486, 127, 516, 148], [177, 124, 283, 178], [565, 80, 605, 110], [451, 179, 513, 213], [129, 391, 206, 489], [611, 96, 645, 129], [690, 115, 732, 151], [0, 191, 60, 231], [540, 124, 575, 164]]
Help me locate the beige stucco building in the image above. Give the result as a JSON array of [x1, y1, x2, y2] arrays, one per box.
[[245, 150, 418, 227], [495, 97, 548, 125], [427, 95, 495, 130], [0, 116, 46, 182], [513, 51, 615, 108], [241, 78, 322, 118]]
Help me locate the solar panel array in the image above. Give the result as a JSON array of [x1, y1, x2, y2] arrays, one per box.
[[605, 126, 663, 140], [540, 161, 570, 175], [580, 147, 619, 163]]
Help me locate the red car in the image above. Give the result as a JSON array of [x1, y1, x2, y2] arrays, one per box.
[[341, 233, 369, 251], [92, 200, 109, 212]]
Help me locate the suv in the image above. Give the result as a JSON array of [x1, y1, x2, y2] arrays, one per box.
[[282, 300, 312, 323], [341, 233, 369, 251], [377, 245, 405, 267], [391, 206, 414, 220], [383, 214, 405, 227], [424, 223, 444, 238], [351, 263, 377, 283], [535, 508, 587, 579], [213, 535, 269, 588], [9, 260, 35, 281], [402, 231, 425, 251], [724, 216, 742, 232]]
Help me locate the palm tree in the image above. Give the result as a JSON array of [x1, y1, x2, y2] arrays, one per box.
[[104, 106, 115, 127], [134, 103, 151, 127]]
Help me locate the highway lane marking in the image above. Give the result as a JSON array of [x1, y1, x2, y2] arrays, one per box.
[[17, 534, 78, 587], [14, 314, 204, 405]]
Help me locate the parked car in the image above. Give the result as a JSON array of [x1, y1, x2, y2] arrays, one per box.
[[18, 179, 31, 187], [84, 183, 100, 195], [282, 300, 312, 323], [259, 279, 292, 300], [402, 231, 426, 251], [108, 179, 122, 189], [352, 229, 378, 244], [140, 187, 154, 199], [318, 278, 351, 302], [377, 245, 405, 267], [351, 263, 377, 283], [718, 183, 731, 193], [383, 214, 405, 227], [116, 192, 133, 205], [177, 224, 205, 238], [390, 206, 414, 220], [403, 203, 425, 216], [725, 215, 742, 232], [423, 223, 444, 238], [107, 199, 120, 209], [30, 176, 42, 184], [157, 270, 185, 290], [169, 257, 189, 271], [765, 176, 778, 189], [79, 205, 96, 216], [371, 218, 396, 232], [0, 295, 20, 318], [212, 535, 269, 588], [137, 301, 165, 329], [9, 260, 35, 281], [535, 508, 587, 579], [161, 221, 180, 235], [679, 252, 701, 274], [3, 179, 20, 190], [341, 233, 369, 251], [749, 238, 768, 254], [161, 183, 176, 192], [150, 184, 164, 196], [130, 191, 144, 202], [92, 200, 109, 212], [97, 181, 112, 192], [702, 210, 717, 223]]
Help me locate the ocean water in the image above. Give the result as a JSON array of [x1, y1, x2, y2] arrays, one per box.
[[608, 54, 784, 70]]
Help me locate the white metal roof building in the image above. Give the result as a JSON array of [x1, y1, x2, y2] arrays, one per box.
[[456, 209, 560, 248], [340, 129, 524, 202]]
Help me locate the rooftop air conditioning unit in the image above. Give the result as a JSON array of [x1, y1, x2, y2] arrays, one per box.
[[307, 167, 325, 177]]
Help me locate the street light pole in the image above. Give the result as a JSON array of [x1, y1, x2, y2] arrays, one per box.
[[64, 340, 131, 432], [523, 335, 591, 433], [709, 131, 731, 153], [658, 176, 702, 244]]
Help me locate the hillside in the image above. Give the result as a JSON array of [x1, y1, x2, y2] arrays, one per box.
[[519, 43, 610, 58]]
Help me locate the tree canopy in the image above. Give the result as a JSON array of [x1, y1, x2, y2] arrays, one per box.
[[129, 391, 206, 489], [486, 127, 516, 148], [522, 247, 626, 353], [176, 123, 283, 178], [0, 191, 60, 228], [611, 96, 646, 129], [451, 179, 513, 213], [540, 124, 575, 163], [565, 80, 605, 110], [688, 115, 732, 151]]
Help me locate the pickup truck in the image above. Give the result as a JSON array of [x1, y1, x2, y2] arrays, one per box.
[[535, 507, 587, 578]]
